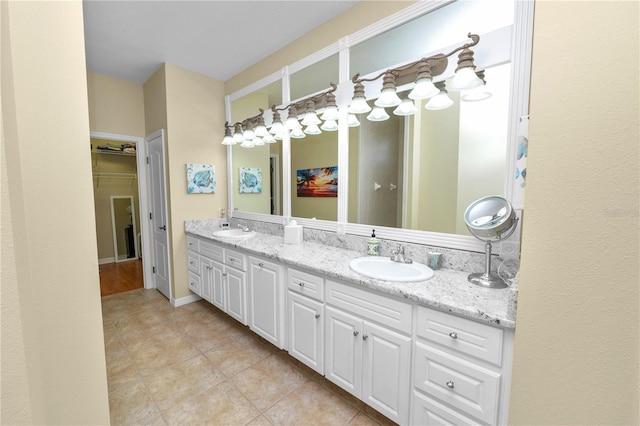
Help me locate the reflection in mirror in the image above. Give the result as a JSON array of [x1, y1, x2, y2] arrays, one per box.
[[291, 130, 338, 221], [110, 196, 138, 262], [290, 54, 339, 101], [348, 63, 511, 236], [231, 80, 283, 215]]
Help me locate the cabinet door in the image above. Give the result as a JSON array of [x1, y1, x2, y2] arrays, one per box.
[[225, 267, 246, 325], [199, 256, 214, 303], [248, 257, 283, 348], [288, 291, 324, 374], [325, 306, 362, 398], [361, 321, 411, 425], [208, 259, 225, 310]]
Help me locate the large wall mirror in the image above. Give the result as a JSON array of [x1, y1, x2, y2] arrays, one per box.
[[110, 195, 138, 262], [226, 0, 533, 251]]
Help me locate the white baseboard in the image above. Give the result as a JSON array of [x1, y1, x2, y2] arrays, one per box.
[[172, 293, 201, 307], [99, 257, 115, 265]]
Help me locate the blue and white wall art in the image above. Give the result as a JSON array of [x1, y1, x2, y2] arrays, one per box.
[[186, 163, 216, 194]]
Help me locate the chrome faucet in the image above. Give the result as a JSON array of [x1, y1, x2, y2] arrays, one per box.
[[237, 222, 250, 232], [390, 244, 413, 264]]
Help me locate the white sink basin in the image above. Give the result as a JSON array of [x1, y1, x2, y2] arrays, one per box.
[[349, 257, 434, 282], [212, 229, 256, 240]]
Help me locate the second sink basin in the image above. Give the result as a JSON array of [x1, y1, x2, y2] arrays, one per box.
[[349, 257, 434, 282], [212, 229, 256, 240]]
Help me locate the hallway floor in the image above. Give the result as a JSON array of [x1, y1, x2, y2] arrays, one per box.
[[102, 289, 396, 425]]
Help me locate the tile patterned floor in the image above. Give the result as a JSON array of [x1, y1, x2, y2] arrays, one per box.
[[102, 289, 398, 425]]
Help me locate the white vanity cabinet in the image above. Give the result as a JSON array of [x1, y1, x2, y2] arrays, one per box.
[[186, 236, 247, 325], [324, 279, 412, 425], [248, 256, 285, 348], [411, 306, 513, 425], [287, 268, 325, 374]]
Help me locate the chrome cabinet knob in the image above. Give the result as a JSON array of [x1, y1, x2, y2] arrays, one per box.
[[446, 381, 455, 389], [315, 314, 320, 319], [298, 282, 305, 287], [449, 332, 458, 339], [353, 331, 359, 337], [258, 262, 264, 267], [362, 335, 369, 341]]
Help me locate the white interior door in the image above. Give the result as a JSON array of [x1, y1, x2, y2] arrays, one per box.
[[146, 130, 171, 299]]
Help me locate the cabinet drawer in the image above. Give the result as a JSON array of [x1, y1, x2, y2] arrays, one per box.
[[288, 267, 324, 301], [414, 341, 500, 425], [416, 306, 504, 366], [225, 249, 246, 271], [188, 271, 200, 295], [325, 279, 412, 334], [412, 391, 480, 426], [186, 236, 199, 252], [200, 240, 224, 262], [187, 251, 200, 274]]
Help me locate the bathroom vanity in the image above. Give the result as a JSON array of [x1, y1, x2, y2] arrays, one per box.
[[185, 222, 515, 425]]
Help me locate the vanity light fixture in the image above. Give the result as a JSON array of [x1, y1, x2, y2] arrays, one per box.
[[227, 84, 340, 147], [221, 122, 234, 145], [349, 33, 484, 121], [367, 106, 390, 121]]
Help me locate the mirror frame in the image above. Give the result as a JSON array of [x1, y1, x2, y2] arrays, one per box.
[[226, 1, 534, 253]]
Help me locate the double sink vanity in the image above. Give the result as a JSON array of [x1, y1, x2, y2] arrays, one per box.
[[185, 220, 516, 425]]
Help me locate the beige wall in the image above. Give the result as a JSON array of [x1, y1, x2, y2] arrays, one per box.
[[164, 64, 227, 299], [87, 72, 146, 137], [509, 1, 639, 424], [1, 1, 110, 424]]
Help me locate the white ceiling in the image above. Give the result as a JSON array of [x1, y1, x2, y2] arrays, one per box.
[[83, 0, 358, 84]]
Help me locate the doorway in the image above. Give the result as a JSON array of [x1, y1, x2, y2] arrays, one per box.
[[90, 131, 152, 296]]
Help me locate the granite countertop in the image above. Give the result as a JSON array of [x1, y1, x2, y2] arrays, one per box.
[[185, 223, 516, 329]]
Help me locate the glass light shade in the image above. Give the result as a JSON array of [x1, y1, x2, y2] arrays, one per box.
[[304, 124, 322, 135], [269, 121, 284, 135], [347, 114, 360, 127], [374, 88, 402, 107], [367, 106, 390, 122], [393, 99, 418, 116], [301, 111, 321, 126], [262, 133, 276, 143], [274, 132, 283, 141], [285, 116, 301, 130], [347, 97, 371, 114], [232, 132, 243, 144], [290, 127, 306, 139], [242, 129, 254, 141], [425, 90, 454, 110], [408, 78, 439, 100], [240, 139, 255, 148], [447, 67, 483, 91], [320, 106, 339, 121], [221, 135, 234, 145], [321, 119, 339, 132], [253, 136, 265, 146], [461, 88, 492, 102], [254, 124, 268, 137]]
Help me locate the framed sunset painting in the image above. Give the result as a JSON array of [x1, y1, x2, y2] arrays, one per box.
[[296, 166, 338, 197]]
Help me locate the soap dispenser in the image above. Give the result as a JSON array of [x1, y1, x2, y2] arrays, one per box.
[[367, 230, 380, 256]]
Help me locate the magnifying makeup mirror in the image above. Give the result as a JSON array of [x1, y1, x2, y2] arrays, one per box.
[[464, 196, 519, 289]]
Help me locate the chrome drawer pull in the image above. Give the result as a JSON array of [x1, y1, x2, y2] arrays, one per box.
[[446, 381, 455, 389], [353, 331, 359, 337], [258, 262, 264, 267], [449, 332, 458, 339], [298, 282, 305, 287]]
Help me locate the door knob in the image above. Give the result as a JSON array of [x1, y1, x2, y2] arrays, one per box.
[[158, 225, 166, 230]]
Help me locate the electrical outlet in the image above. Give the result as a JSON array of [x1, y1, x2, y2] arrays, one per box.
[[218, 207, 226, 218]]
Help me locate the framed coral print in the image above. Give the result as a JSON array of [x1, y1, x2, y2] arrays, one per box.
[[239, 167, 262, 193], [186, 163, 216, 194]]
